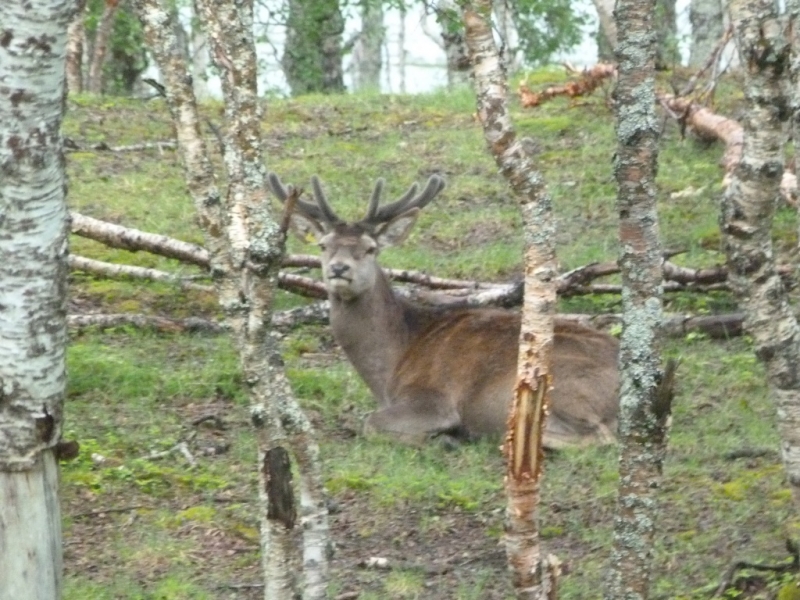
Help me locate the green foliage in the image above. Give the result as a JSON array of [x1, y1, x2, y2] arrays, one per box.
[[514, 0, 587, 66], [85, 0, 147, 95]]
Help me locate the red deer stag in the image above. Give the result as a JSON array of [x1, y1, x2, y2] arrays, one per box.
[[268, 173, 620, 448]]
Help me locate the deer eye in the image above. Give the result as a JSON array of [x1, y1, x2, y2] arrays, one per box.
[[365, 246, 377, 255], [317, 242, 327, 251]]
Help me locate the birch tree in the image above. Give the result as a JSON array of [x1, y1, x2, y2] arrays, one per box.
[[86, 0, 120, 93], [462, 0, 560, 595], [135, 0, 331, 597], [688, 0, 725, 67], [0, 0, 75, 598], [604, 0, 674, 596], [282, 0, 345, 94], [351, 0, 384, 91], [722, 0, 800, 509]]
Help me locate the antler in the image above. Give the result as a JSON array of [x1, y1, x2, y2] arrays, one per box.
[[361, 175, 446, 225], [267, 172, 341, 224]]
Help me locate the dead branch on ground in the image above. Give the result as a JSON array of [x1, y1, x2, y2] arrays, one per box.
[[658, 95, 797, 203], [518, 63, 616, 108], [70, 211, 209, 267], [67, 303, 330, 334], [63, 138, 177, 153], [69, 255, 212, 292], [713, 539, 799, 597]]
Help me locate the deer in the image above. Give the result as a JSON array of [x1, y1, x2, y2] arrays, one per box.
[[267, 172, 620, 449]]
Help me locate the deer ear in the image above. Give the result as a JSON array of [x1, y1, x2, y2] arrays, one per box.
[[374, 208, 420, 249], [289, 212, 326, 243]]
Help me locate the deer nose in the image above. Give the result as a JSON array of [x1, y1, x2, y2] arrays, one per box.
[[329, 263, 350, 278]]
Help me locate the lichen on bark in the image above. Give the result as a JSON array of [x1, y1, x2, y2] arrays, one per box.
[[604, 0, 671, 598]]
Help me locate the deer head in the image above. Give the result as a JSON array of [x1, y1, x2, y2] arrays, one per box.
[[268, 173, 446, 301]]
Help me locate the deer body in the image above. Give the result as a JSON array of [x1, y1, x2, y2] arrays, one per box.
[[269, 174, 620, 448]]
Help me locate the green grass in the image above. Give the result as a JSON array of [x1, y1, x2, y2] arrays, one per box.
[[60, 79, 799, 599]]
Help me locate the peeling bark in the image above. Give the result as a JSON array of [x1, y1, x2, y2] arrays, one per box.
[[722, 0, 800, 509], [604, 0, 671, 598], [0, 0, 75, 597], [135, 0, 331, 596], [462, 0, 559, 596]]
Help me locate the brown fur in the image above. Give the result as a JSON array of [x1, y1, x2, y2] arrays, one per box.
[[363, 290, 620, 448], [268, 173, 620, 448]]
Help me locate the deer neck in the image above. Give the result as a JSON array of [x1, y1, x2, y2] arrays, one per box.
[[328, 271, 412, 405]]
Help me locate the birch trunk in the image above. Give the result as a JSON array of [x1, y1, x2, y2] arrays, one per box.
[[66, 0, 87, 94], [87, 0, 120, 94], [0, 0, 74, 598], [688, 0, 725, 67], [655, 0, 679, 69], [722, 0, 800, 509], [352, 0, 384, 91], [136, 0, 331, 596], [440, 0, 472, 89], [190, 3, 211, 101], [282, 0, 345, 94], [787, 0, 800, 245], [591, 0, 617, 59], [462, 0, 559, 596], [604, 0, 673, 597]]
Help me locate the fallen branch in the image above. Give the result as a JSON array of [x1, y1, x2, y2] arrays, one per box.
[[70, 211, 209, 267], [713, 539, 800, 597], [70, 505, 152, 519], [64, 137, 177, 153], [73, 212, 798, 300], [518, 63, 617, 108], [67, 303, 330, 334], [658, 95, 797, 200], [144, 441, 197, 467], [69, 255, 212, 292], [67, 313, 225, 333]]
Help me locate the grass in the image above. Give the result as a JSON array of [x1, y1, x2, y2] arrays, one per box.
[[60, 75, 799, 599]]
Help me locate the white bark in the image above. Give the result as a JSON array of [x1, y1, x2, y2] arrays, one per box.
[[0, 0, 74, 598], [463, 0, 559, 596], [190, 4, 211, 100], [723, 0, 800, 509], [439, 0, 471, 88], [352, 0, 384, 91], [136, 0, 331, 596], [493, 0, 522, 72], [689, 0, 725, 66], [591, 0, 617, 55]]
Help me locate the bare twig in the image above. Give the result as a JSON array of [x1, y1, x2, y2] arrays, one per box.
[[69, 255, 212, 292], [279, 185, 301, 237], [71, 505, 151, 519], [64, 138, 177, 153], [67, 313, 225, 333], [678, 26, 734, 97], [713, 539, 800, 597], [144, 441, 197, 467]]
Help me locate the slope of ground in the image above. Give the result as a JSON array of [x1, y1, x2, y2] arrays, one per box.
[[61, 74, 799, 599]]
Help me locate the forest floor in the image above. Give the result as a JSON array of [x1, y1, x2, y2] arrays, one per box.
[[61, 71, 800, 599]]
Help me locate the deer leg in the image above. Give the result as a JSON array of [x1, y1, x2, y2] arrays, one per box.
[[363, 390, 462, 446]]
